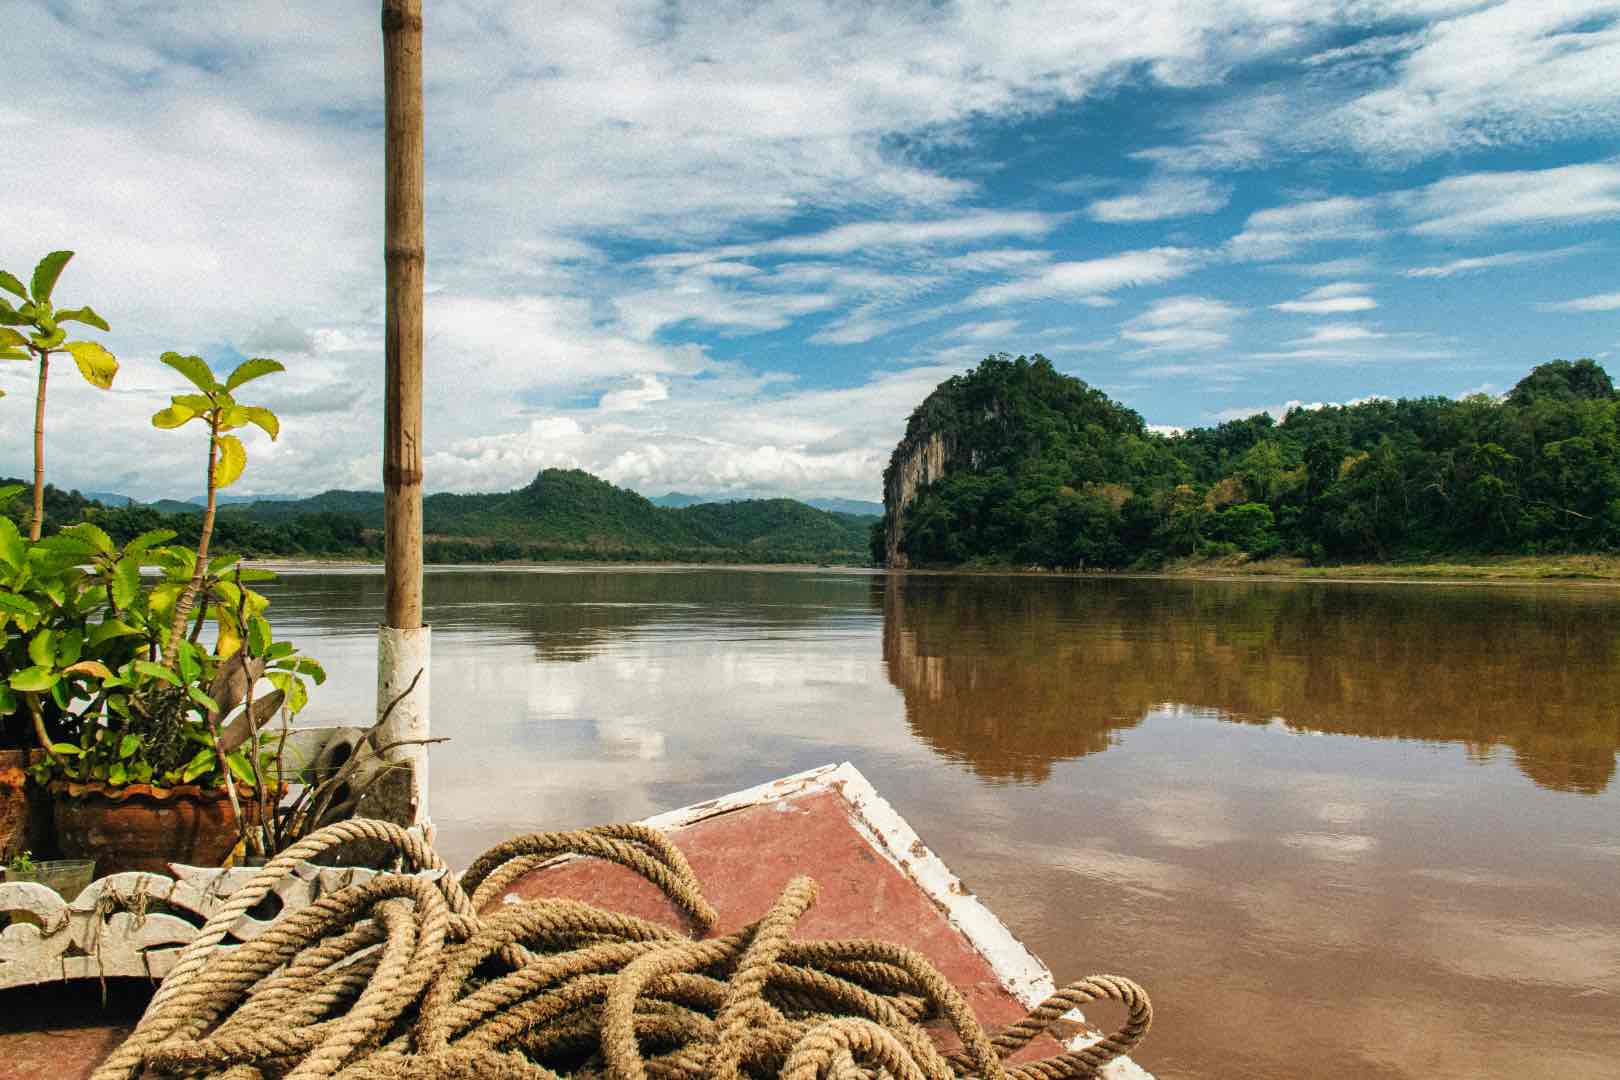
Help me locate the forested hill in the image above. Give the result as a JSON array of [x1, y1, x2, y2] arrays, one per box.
[[883, 354, 1620, 568], [5, 470, 878, 565]]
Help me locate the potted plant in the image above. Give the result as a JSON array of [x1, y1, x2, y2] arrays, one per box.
[[1, 340, 325, 875]]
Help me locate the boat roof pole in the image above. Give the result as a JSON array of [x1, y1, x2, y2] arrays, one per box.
[[378, 0, 430, 829]]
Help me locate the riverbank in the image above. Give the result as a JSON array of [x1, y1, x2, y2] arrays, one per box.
[[1164, 552, 1620, 582], [246, 552, 1620, 582]]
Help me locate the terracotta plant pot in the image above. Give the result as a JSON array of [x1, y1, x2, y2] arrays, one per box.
[[1, 750, 49, 863], [50, 781, 270, 877]]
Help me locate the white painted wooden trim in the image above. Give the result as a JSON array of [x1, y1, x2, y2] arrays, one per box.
[[638, 762, 1153, 1079]]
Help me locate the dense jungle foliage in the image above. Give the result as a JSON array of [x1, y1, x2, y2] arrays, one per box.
[[1, 469, 877, 565], [886, 354, 1620, 568]]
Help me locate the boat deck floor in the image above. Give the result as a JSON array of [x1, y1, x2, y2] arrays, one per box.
[[0, 764, 1136, 1079]]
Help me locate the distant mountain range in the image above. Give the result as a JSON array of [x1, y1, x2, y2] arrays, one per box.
[[198, 470, 879, 563], [84, 488, 882, 518], [12, 470, 882, 565], [650, 491, 883, 516]]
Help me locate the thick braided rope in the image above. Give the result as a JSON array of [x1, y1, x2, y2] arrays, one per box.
[[97, 817, 1152, 1080]]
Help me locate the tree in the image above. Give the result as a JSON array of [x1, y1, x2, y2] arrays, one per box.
[[1508, 358, 1615, 407], [0, 252, 119, 539]]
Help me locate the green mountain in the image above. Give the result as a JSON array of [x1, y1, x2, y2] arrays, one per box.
[[882, 353, 1620, 569], [54, 468, 870, 564]]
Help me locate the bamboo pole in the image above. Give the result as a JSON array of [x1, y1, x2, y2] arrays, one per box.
[[379, 0, 431, 827], [382, 0, 424, 630]]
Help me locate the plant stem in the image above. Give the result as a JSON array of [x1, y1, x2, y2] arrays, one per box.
[[166, 419, 220, 665], [29, 348, 49, 541]]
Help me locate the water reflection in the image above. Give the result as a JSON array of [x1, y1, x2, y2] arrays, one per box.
[[255, 567, 1620, 1079], [881, 574, 1620, 793]]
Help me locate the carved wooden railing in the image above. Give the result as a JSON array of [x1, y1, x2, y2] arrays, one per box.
[[0, 724, 419, 989], [0, 861, 426, 989]]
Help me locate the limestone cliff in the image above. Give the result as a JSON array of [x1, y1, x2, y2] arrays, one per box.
[[881, 428, 955, 568]]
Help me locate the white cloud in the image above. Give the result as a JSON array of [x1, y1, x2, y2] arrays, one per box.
[[1399, 161, 1620, 235], [756, 211, 1062, 257], [946, 319, 1023, 342], [1087, 176, 1230, 223], [1129, 130, 1266, 172], [1227, 196, 1381, 261], [1404, 244, 1590, 278], [1320, 3, 1620, 162], [420, 361, 976, 500], [1272, 283, 1379, 314], [1121, 295, 1245, 352], [598, 374, 670, 412], [1284, 323, 1386, 346], [964, 247, 1203, 307], [937, 248, 1053, 273], [1279, 257, 1380, 277], [1536, 291, 1620, 312]]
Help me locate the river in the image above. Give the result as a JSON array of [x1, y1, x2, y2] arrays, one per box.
[[258, 566, 1620, 1080]]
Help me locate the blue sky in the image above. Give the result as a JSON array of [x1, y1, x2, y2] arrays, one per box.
[[3, 2, 1618, 502]]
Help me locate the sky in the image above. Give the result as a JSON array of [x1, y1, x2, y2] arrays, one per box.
[[3, 1, 1618, 503]]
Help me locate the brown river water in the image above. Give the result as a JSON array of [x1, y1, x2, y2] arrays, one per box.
[[260, 567, 1620, 1079]]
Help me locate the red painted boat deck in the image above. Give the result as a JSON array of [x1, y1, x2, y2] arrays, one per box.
[[0, 764, 1142, 1079], [491, 788, 1044, 1056]]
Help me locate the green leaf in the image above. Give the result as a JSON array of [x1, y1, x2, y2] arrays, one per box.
[[225, 356, 284, 391], [53, 306, 109, 332], [175, 641, 201, 684], [151, 402, 198, 429], [265, 670, 309, 714], [182, 747, 215, 784], [119, 734, 140, 759], [160, 351, 216, 392], [50, 742, 83, 757], [0, 686, 15, 716], [0, 482, 23, 506], [239, 405, 281, 441], [0, 591, 43, 622], [172, 392, 213, 414], [0, 516, 22, 571], [55, 626, 83, 667], [30, 251, 73, 304], [66, 340, 118, 389], [29, 326, 65, 350], [108, 762, 127, 785], [213, 434, 247, 488], [248, 615, 272, 656], [225, 750, 257, 787], [87, 618, 140, 646], [208, 552, 241, 576], [10, 666, 59, 692], [132, 659, 180, 686], [111, 555, 141, 608], [60, 522, 115, 556], [233, 567, 276, 583], [0, 328, 27, 348], [0, 270, 27, 301], [188, 686, 220, 713], [35, 531, 95, 557], [293, 657, 327, 685], [0, 348, 29, 362], [124, 529, 177, 556], [27, 630, 55, 667]]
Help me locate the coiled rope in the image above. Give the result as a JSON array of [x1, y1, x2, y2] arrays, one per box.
[[94, 817, 1151, 1080]]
